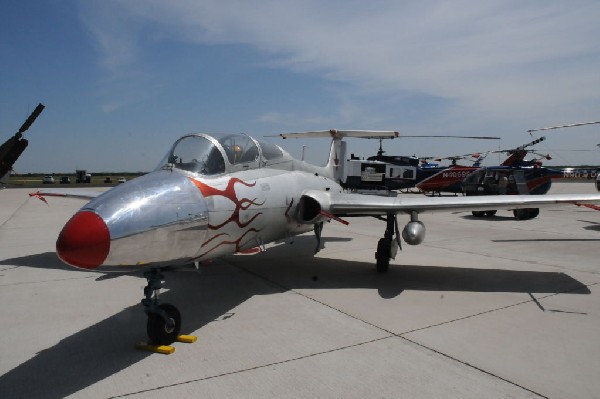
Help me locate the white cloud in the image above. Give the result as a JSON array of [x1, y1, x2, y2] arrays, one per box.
[[83, 1, 600, 105], [78, 2, 141, 72], [79, 1, 600, 163]]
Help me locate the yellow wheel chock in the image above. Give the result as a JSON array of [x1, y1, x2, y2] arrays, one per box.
[[135, 335, 197, 354]]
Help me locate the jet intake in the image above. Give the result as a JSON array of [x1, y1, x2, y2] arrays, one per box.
[[297, 194, 331, 224], [297, 195, 321, 224], [402, 221, 425, 245]]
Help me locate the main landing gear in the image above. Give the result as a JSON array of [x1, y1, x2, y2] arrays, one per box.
[[142, 268, 181, 345], [513, 207, 539, 220], [375, 213, 400, 273], [471, 208, 539, 220]]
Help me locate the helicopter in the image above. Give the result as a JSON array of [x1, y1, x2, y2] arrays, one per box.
[[461, 136, 571, 219], [415, 137, 550, 196], [526, 121, 600, 193], [411, 152, 490, 195], [340, 135, 499, 193]]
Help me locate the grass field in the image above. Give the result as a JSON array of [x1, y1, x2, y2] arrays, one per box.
[[7, 173, 146, 188]]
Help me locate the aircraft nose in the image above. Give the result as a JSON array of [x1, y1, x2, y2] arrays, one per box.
[[56, 211, 110, 269]]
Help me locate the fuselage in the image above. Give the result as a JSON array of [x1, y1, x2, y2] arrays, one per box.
[[56, 133, 343, 270], [462, 165, 563, 196]]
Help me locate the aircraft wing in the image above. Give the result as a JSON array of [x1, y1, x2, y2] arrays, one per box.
[[29, 189, 103, 201], [301, 191, 600, 218]]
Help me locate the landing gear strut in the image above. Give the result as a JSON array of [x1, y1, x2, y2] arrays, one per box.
[[142, 268, 181, 345], [375, 213, 400, 273]]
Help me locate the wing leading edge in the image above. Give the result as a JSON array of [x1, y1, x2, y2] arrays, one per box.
[[30, 189, 103, 201], [300, 191, 600, 219]]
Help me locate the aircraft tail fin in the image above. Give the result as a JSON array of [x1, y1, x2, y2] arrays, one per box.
[[277, 129, 399, 181]]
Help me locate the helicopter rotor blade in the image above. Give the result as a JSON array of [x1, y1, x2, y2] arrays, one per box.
[[527, 121, 600, 133], [529, 151, 552, 160], [493, 136, 546, 153], [16, 103, 45, 135], [399, 135, 500, 140]]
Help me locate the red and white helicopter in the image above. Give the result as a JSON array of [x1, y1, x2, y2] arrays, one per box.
[[33, 130, 600, 345]]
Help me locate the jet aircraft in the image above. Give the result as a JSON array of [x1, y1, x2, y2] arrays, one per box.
[[34, 130, 600, 345]]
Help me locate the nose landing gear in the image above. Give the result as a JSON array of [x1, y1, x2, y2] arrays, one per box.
[[142, 268, 181, 345]]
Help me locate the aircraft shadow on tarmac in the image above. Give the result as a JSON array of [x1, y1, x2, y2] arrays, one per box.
[[460, 214, 517, 222], [579, 220, 600, 232], [1, 251, 85, 271], [462, 214, 600, 228], [0, 237, 590, 398], [493, 238, 600, 242], [0, 251, 138, 281], [226, 236, 591, 298], [0, 255, 283, 398]]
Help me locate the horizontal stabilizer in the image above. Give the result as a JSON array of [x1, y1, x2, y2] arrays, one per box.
[[276, 129, 399, 140]]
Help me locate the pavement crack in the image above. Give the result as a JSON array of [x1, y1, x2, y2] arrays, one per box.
[[423, 242, 600, 275], [0, 275, 96, 287], [397, 335, 548, 398], [108, 335, 394, 399], [229, 262, 598, 399], [400, 281, 599, 336], [0, 196, 30, 230], [529, 293, 545, 311]]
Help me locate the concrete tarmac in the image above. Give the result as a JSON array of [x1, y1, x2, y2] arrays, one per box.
[[0, 182, 598, 398]]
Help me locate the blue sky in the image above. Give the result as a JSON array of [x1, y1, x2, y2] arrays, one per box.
[[2, 0, 600, 173]]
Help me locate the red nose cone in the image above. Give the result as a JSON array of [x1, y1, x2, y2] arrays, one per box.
[[56, 211, 110, 269]]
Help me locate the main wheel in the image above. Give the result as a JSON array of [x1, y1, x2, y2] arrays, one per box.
[[375, 238, 390, 273], [472, 211, 485, 217], [529, 208, 539, 219], [513, 209, 528, 220], [513, 208, 539, 220], [147, 303, 181, 345], [485, 210, 497, 216]]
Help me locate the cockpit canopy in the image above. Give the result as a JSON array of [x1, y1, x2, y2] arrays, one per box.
[[156, 133, 286, 175]]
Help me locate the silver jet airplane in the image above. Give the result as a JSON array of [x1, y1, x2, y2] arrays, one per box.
[[38, 130, 600, 345]]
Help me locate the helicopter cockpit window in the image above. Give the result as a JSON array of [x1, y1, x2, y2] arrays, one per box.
[[218, 134, 258, 165], [403, 169, 414, 179], [167, 135, 225, 175]]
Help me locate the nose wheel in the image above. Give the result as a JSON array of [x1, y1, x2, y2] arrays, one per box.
[[147, 303, 181, 345], [142, 269, 181, 345]]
